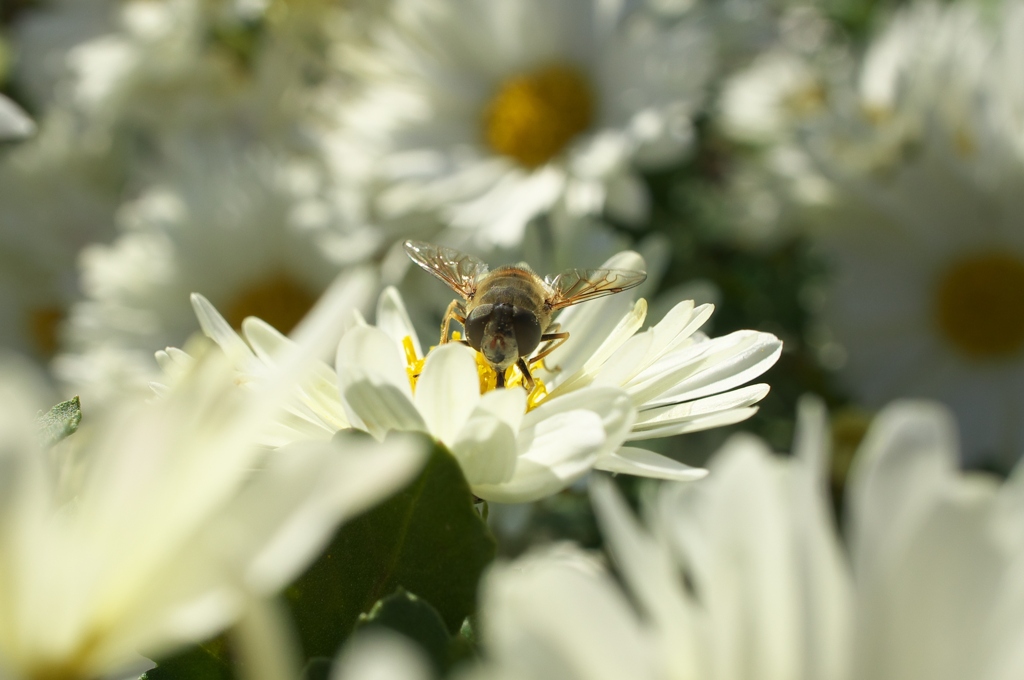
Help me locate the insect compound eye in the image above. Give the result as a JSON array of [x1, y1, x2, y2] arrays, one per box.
[[465, 304, 494, 350], [511, 306, 542, 356]]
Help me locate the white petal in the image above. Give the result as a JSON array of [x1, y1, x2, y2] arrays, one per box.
[[232, 598, 302, 680], [599, 250, 647, 271], [414, 344, 480, 445], [451, 413, 520, 487], [552, 299, 647, 395], [590, 477, 700, 677], [476, 384, 528, 433], [637, 331, 782, 407], [845, 401, 960, 584], [288, 267, 377, 364], [474, 387, 634, 503], [627, 407, 759, 440], [547, 294, 644, 389], [481, 547, 657, 680], [336, 326, 423, 438], [584, 298, 649, 375], [376, 286, 422, 358], [450, 388, 526, 486], [592, 330, 654, 388], [330, 631, 433, 680], [792, 395, 831, 487], [851, 479, 1009, 680], [191, 293, 253, 361], [659, 438, 808, 680], [336, 380, 425, 440], [595, 447, 708, 481], [648, 302, 715, 358], [337, 326, 413, 399], [0, 94, 35, 140], [241, 317, 292, 363], [633, 384, 770, 431], [473, 409, 605, 503], [243, 318, 350, 433], [238, 435, 426, 593], [788, 402, 855, 680], [526, 386, 635, 458]]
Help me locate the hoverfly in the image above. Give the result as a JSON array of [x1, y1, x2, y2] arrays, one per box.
[[403, 240, 647, 390]]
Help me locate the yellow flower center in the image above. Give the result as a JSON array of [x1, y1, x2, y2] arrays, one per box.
[[222, 273, 316, 334], [27, 306, 64, 358], [483, 63, 595, 168], [783, 82, 827, 118], [403, 334, 548, 410], [934, 252, 1024, 359]]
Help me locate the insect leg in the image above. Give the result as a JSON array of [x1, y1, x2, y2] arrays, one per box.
[[440, 300, 467, 344], [529, 331, 570, 366], [516, 358, 536, 391]]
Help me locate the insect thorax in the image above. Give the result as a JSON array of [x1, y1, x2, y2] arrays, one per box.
[[474, 267, 550, 328]]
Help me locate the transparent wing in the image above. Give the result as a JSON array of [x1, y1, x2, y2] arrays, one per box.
[[403, 240, 489, 299], [545, 268, 647, 310]]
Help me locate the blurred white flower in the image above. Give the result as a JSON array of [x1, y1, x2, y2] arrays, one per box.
[[709, 15, 848, 247], [13, 0, 315, 156], [10, 0, 119, 108], [0, 293, 425, 680], [55, 143, 347, 403], [719, 49, 826, 145], [0, 94, 34, 139], [0, 110, 120, 361], [805, 0, 1024, 468], [183, 249, 779, 501], [330, 0, 714, 247], [465, 398, 1024, 680], [329, 632, 434, 680]]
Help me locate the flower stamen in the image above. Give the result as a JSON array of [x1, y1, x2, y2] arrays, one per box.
[[483, 63, 594, 168], [403, 336, 427, 392], [223, 272, 316, 334], [934, 252, 1024, 359], [403, 334, 549, 407]]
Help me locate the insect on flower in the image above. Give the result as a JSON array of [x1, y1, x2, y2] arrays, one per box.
[[404, 240, 647, 390]]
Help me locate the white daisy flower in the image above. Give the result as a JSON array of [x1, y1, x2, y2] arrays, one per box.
[[718, 49, 831, 146], [15, 0, 293, 146], [465, 398, 1024, 680], [535, 250, 782, 472], [0, 110, 120, 361], [183, 250, 780, 502], [189, 288, 636, 504], [803, 0, 1024, 468], [55, 142, 347, 402], [331, 0, 714, 247], [0, 294, 425, 680], [709, 15, 848, 246], [9, 0, 119, 108]]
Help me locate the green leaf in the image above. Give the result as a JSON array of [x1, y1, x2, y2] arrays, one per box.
[[300, 657, 333, 680], [285, 439, 496, 659], [36, 396, 81, 448], [354, 589, 454, 673], [141, 637, 234, 680]]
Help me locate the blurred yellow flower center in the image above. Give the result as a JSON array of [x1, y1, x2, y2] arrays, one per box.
[[223, 273, 316, 334], [403, 334, 548, 410], [934, 253, 1024, 359], [783, 82, 827, 118], [483, 63, 594, 168], [28, 306, 64, 358]]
